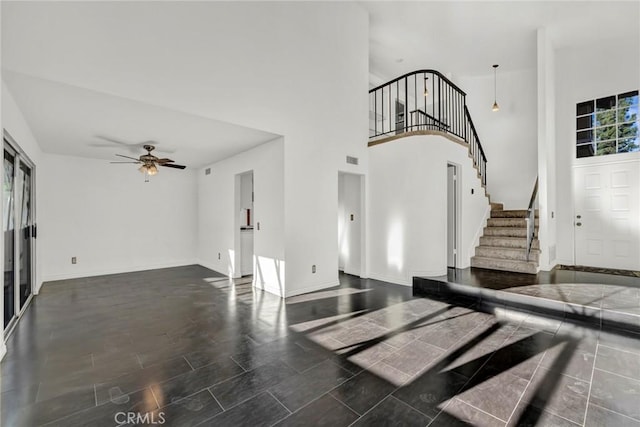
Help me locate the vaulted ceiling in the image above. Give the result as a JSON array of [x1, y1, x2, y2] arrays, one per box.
[[2, 1, 638, 165]]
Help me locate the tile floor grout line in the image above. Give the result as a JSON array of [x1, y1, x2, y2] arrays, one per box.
[[503, 347, 548, 426], [345, 392, 394, 426], [451, 397, 510, 424], [326, 392, 362, 417], [588, 401, 640, 423], [34, 382, 42, 404], [591, 366, 640, 383], [596, 342, 640, 356], [149, 385, 161, 410], [135, 354, 143, 369], [206, 387, 225, 412], [266, 391, 292, 415], [582, 342, 600, 426], [229, 355, 248, 372], [388, 394, 435, 422], [183, 355, 195, 371]]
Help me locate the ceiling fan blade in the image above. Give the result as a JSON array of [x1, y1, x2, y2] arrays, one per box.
[[155, 158, 175, 164], [110, 161, 141, 164], [161, 163, 187, 169], [115, 154, 141, 161]]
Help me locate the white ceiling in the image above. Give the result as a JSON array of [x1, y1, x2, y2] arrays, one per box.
[[3, 70, 278, 168], [2, 1, 638, 165], [363, 1, 640, 81]]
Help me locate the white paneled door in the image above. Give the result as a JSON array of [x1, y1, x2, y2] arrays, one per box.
[[574, 161, 640, 271]]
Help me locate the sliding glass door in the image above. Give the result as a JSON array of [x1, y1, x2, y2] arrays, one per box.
[[18, 161, 33, 309], [3, 138, 35, 333], [3, 149, 16, 330]]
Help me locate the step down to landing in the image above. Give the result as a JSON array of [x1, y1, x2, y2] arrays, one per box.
[[413, 273, 640, 334], [471, 256, 538, 274]]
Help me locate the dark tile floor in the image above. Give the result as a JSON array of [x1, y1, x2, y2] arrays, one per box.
[[2, 265, 640, 426], [418, 268, 640, 332]]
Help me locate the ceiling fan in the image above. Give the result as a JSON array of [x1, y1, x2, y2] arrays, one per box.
[[111, 144, 186, 180]]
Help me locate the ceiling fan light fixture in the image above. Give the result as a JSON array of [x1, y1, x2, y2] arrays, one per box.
[[147, 164, 158, 176]]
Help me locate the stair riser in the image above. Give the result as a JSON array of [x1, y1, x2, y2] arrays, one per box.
[[487, 218, 539, 228], [491, 210, 540, 219], [475, 247, 540, 262], [483, 228, 530, 237], [471, 258, 538, 275], [479, 237, 540, 249]]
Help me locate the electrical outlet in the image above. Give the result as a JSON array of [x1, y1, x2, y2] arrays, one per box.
[[71, 257, 77, 264], [312, 265, 316, 273]]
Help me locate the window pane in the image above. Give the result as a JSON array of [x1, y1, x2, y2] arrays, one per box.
[[618, 137, 640, 153], [595, 126, 616, 141], [618, 104, 638, 123], [596, 141, 616, 155], [596, 96, 616, 111], [577, 130, 593, 144], [618, 121, 638, 140], [596, 110, 616, 127], [618, 90, 639, 106], [577, 115, 593, 130], [577, 100, 594, 116], [577, 143, 595, 158]]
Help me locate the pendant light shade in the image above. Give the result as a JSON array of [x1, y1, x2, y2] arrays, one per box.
[[424, 76, 429, 97], [492, 64, 500, 112]]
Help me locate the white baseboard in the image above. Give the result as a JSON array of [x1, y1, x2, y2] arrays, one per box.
[[368, 272, 411, 287], [468, 204, 491, 261], [41, 259, 199, 283], [195, 260, 226, 276], [285, 280, 340, 298]]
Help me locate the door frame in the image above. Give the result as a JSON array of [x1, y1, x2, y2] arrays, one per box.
[[3, 130, 37, 339], [338, 171, 366, 278], [234, 170, 254, 279], [447, 163, 460, 269]]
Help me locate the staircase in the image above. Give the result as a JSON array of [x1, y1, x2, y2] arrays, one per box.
[[471, 203, 540, 274]]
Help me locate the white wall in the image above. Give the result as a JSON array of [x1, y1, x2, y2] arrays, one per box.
[[459, 69, 538, 209], [368, 135, 489, 285], [338, 172, 363, 276], [554, 37, 640, 266], [39, 153, 197, 281], [537, 28, 558, 270], [197, 138, 285, 296]]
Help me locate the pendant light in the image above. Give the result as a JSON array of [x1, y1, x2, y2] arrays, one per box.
[[492, 64, 500, 112], [424, 76, 429, 97]]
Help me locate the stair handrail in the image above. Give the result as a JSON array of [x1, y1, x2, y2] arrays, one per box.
[[525, 177, 539, 261], [369, 69, 487, 187]]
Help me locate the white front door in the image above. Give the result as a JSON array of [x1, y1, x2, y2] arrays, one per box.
[[574, 161, 640, 270]]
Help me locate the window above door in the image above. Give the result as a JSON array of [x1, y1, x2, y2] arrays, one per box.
[[576, 90, 639, 158]]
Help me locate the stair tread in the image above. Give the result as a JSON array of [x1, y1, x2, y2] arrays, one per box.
[[477, 245, 541, 252], [471, 255, 537, 266]]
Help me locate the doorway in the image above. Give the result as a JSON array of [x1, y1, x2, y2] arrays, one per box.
[[236, 171, 254, 279], [447, 164, 459, 268], [338, 172, 365, 277], [3, 135, 36, 334], [574, 162, 640, 270]]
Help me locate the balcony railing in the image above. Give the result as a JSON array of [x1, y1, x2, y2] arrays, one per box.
[[369, 70, 487, 186]]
